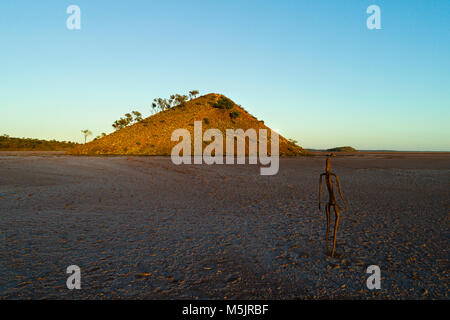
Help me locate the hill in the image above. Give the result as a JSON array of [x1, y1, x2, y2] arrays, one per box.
[[0, 135, 79, 151], [326, 146, 357, 152], [71, 94, 306, 156]]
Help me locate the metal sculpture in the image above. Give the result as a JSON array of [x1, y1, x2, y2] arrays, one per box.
[[319, 153, 347, 257]]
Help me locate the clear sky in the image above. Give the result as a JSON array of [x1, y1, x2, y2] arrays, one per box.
[[1, 0, 449, 150]]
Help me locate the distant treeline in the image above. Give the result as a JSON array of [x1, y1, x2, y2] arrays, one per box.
[[0, 134, 79, 151], [326, 146, 357, 152]]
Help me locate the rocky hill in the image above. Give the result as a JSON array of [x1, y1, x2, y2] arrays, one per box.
[[70, 94, 306, 156]]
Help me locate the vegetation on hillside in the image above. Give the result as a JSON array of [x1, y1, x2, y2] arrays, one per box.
[[94, 132, 107, 140], [111, 91, 200, 132], [151, 90, 200, 114], [327, 146, 357, 152], [229, 111, 240, 120], [112, 111, 143, 130], [0, 134, 79, 151], [213, 96, 235, 110]]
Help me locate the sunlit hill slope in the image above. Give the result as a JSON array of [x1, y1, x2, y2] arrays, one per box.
[[70, 94, 306, 156]]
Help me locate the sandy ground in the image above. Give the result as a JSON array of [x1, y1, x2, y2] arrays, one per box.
[[0, 152, 448, 299]]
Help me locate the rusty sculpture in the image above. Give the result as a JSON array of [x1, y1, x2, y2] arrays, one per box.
[[319, 153, 347, 257]]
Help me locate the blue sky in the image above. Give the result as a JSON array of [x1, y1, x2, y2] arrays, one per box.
[[1, 0, 449, 150]]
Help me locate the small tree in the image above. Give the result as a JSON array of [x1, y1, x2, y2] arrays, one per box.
[[81, 130, 92, 144], [132, 111, 143, 122], [174, 94, 188, 106], [112, 118, 128, 130], [150, 91, 200, 115], [169, 95, 175, 107], [112, 110, 144, 130], [189, 90, 199, 100], [151, 103, 158, 114], [152, 98, 170, 112], [124, 113, 133, 123]]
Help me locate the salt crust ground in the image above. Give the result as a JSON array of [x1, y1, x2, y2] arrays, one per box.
[[0, 152, 448, 299]]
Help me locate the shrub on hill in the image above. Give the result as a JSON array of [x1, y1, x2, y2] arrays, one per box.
[[213, 97, 234, 109], [229, 111, 240, 119]]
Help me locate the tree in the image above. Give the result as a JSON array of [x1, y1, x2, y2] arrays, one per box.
[[112, 119, 125, 130], [150, 91, 199, 115], [173, 94, 188, 106], [112, 110, 144, 130], [124, 113, 133, 123], [169, 95, 175, 107], [151, 103, 158, 114], [189, 90, 199, 100], [113, 117, 130, 130], [132, 111, 143, 122], [81, 130, 92, 144], [152, 98, 170, 112]]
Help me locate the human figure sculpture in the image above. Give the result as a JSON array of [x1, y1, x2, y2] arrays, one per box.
[[318, 153, 347, 257]]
